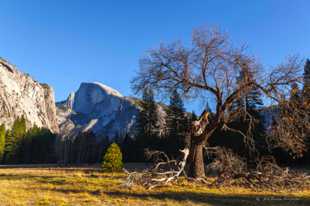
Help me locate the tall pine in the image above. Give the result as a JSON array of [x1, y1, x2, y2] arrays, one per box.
[[12, 116, 27, 140], [3, 117, 27, 163], [230, 68, 265, 157], [165, 90, 188, 157], [4, 130, 14, 163], [142, 87, 160, 138], [233, 69, 263, 111], [302, 59, 310, 163], [0, 124, 5, 162], [303, 59, 310, 102], [135, 87, 160, 160]]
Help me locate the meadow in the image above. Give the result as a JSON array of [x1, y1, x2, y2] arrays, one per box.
[[0, 166, 309, 206]]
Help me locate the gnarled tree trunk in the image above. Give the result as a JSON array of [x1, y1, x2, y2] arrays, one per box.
[[188, 142, 205, 178], [185, 111, 214, 178]]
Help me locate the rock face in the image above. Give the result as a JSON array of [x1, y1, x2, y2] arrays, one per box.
[[0, 58, 59, 133], [57, 82, 141, 139]]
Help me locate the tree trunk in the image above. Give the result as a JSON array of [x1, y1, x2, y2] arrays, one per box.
[[188, 143, 205, 178]]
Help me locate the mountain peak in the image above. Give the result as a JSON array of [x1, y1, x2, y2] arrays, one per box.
[[81, 82, 123, 98], [57, 81, 140, 138]]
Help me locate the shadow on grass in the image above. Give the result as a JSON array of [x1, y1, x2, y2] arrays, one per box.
[[0, 173, 57, 180], [39, 186, 103, 196], [106, 191, 310, 206], [0, 173, 69, 186], [0, 171, 124, 189]]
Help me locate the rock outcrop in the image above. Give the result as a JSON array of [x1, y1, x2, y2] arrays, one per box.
[[57, 82, 142, 139], [0, 58, 59, 133]]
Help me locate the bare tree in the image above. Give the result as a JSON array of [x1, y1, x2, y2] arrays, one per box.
[[132, 28, 306, 178]]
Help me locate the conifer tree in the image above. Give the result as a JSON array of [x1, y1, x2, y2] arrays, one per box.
[[165, 90, 187, 156], [12, 116, 27, 140], [71, 131, 97, 164], [18, 125, 57, 164], [102, 143, 123, 172], [191, 111, 198, 121], [3, 130, 14, 163], [136, 87, 160, 155], [302, 59, 310, 160], [11, 116, 27, 162], [303, 59, 310, 101], [121, 134, 136, 162], [229, 69, 265, 156], [141, 87, 160, 137], [20, 125, 40, 163], [233, 69, 263, 111], [0, 124, 5, 162], [3, 117, 27, 163]]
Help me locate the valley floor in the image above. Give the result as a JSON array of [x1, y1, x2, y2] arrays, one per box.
[[0, 166, 309, 206]]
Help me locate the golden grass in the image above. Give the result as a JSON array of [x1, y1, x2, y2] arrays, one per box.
[[0, 167, 309, 206]]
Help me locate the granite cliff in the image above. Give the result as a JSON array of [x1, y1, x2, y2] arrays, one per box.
[[0, 58, 58, 133]]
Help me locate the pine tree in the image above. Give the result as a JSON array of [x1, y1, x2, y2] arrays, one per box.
[[2, 117, 27, 163], [3, 130, 14, 163], [303, 59, 310, 102], [0, 124, 5, 162], [11, 116, 27, 162], [135, 87, 160, 155], [191, 111, 198, 121], [102, 143, 123, 172], [141, 87, 160, 137], [165, 90, 187, 157], [20, 125, 40, 163], [71, 131, 98, 164], [233, 69, 263, 111], [121, 134, 136, 162], [12, 116, 27, 140], [302, 59, 310, 162], [230, 69, 265, 157], [32, 128, 57, 163], [18, 125, 58, 164]]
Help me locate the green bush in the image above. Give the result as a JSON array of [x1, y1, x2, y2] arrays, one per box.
[[102, 143, 123, 172]]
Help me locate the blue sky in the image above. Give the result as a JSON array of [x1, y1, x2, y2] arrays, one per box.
[[0, 0, 309, 111]]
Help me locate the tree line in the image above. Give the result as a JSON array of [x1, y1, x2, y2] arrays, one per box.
[[121, 87, 193, 162], [0, 59, 308, 166], [0, 117, 57, 164], [56, 87, 194, 164]]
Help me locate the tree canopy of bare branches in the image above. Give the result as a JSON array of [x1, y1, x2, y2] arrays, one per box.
[[132, 27, 307, 178]]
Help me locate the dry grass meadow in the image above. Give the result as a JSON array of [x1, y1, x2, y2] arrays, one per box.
[[0, 166, 309, 206]]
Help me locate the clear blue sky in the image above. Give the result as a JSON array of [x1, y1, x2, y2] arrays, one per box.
[[0, 0, 309, 109]]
